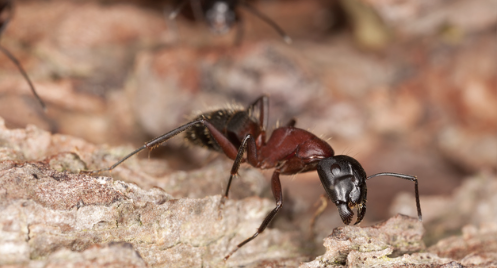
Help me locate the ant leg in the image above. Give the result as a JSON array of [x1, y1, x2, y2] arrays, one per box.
[[239, 1, 292, 44], [234, 13, 244, 46], [366, 172, 422, 221], [247, 95, 269, 146], [224, 171, 282, 260], [247, 95, 269, 131], [82, 120, 204, 175], [190, 0, 205, 23], [217, 134, 257, 219], [309, 193, 327, 237], [285, 118, 296, 127], [223, 134, 258, 198], [168, 0, 188, 20], [0, 45, 46, 110], [83, 119, 239, 175], [2, 1, 44, 109]]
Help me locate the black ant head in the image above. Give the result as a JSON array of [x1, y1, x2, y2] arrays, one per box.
[[317, 155, 367, 225], [205, 1, 237, 34]]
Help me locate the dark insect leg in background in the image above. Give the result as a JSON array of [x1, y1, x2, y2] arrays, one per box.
[[238, 1, 291, 44], [233, 9, 244, 46], [169, 0, 291, 45], [83, 95, 422, 260], [0, 0, 46, 110]]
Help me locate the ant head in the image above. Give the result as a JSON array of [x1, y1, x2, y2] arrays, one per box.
[[317, 155, 367, 225], [205, 1, 237, 34]]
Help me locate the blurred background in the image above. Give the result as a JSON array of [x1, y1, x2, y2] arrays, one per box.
[[1, 0, 496, 255]]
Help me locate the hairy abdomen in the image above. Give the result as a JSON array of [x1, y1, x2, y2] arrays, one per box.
[[184, 109, 235, 152]]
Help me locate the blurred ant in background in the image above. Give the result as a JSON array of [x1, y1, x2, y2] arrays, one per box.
[[168, 0, 291, 45], [0, 0, 45, 110], [85, 95, 422, 260]]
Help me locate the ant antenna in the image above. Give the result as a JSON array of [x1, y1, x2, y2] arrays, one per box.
[[366, 172, 422, 221], [238, 1, 292, 44]]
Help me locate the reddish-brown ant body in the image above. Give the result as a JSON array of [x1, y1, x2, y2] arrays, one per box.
[[86, 95, 422, 260], [169, 0, 291, 45], [0, 0, 45, 110]]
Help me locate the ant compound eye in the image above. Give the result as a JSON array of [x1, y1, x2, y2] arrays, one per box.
[[331, 163, 341, 176], [350, 176, 356, 183]]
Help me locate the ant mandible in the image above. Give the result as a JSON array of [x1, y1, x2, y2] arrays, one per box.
[[168, 0, 291, 45], [0, 0, 46, 110], [85, 95, 422, 260]]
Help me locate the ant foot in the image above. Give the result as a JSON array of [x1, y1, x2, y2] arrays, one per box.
[[224, 247, 238, 261], [217, 195, 228, 220], [80, 169, 108, 176]]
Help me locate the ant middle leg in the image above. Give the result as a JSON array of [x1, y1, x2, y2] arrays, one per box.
[[223, 134, 258, 198], [217, 133, 257, 219]]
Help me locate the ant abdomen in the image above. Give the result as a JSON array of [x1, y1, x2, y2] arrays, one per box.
[[185, 109, 234, 151]]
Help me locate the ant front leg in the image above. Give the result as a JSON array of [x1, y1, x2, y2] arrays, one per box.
[[225, 170, 282, 260], [309, 193, 328, 237]]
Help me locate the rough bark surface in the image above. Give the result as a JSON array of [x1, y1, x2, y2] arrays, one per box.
[[301, 214, 497, 267], [2, 121, 497, 267], [0, 118, 300, 267]]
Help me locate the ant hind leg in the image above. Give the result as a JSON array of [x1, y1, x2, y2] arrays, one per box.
[[224, 170, 283, 260]]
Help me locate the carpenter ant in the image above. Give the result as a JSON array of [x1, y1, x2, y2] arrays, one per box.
[[169, 0, 291, 45], [84, 95, 422, 260], [0, 0, 45, 110]]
